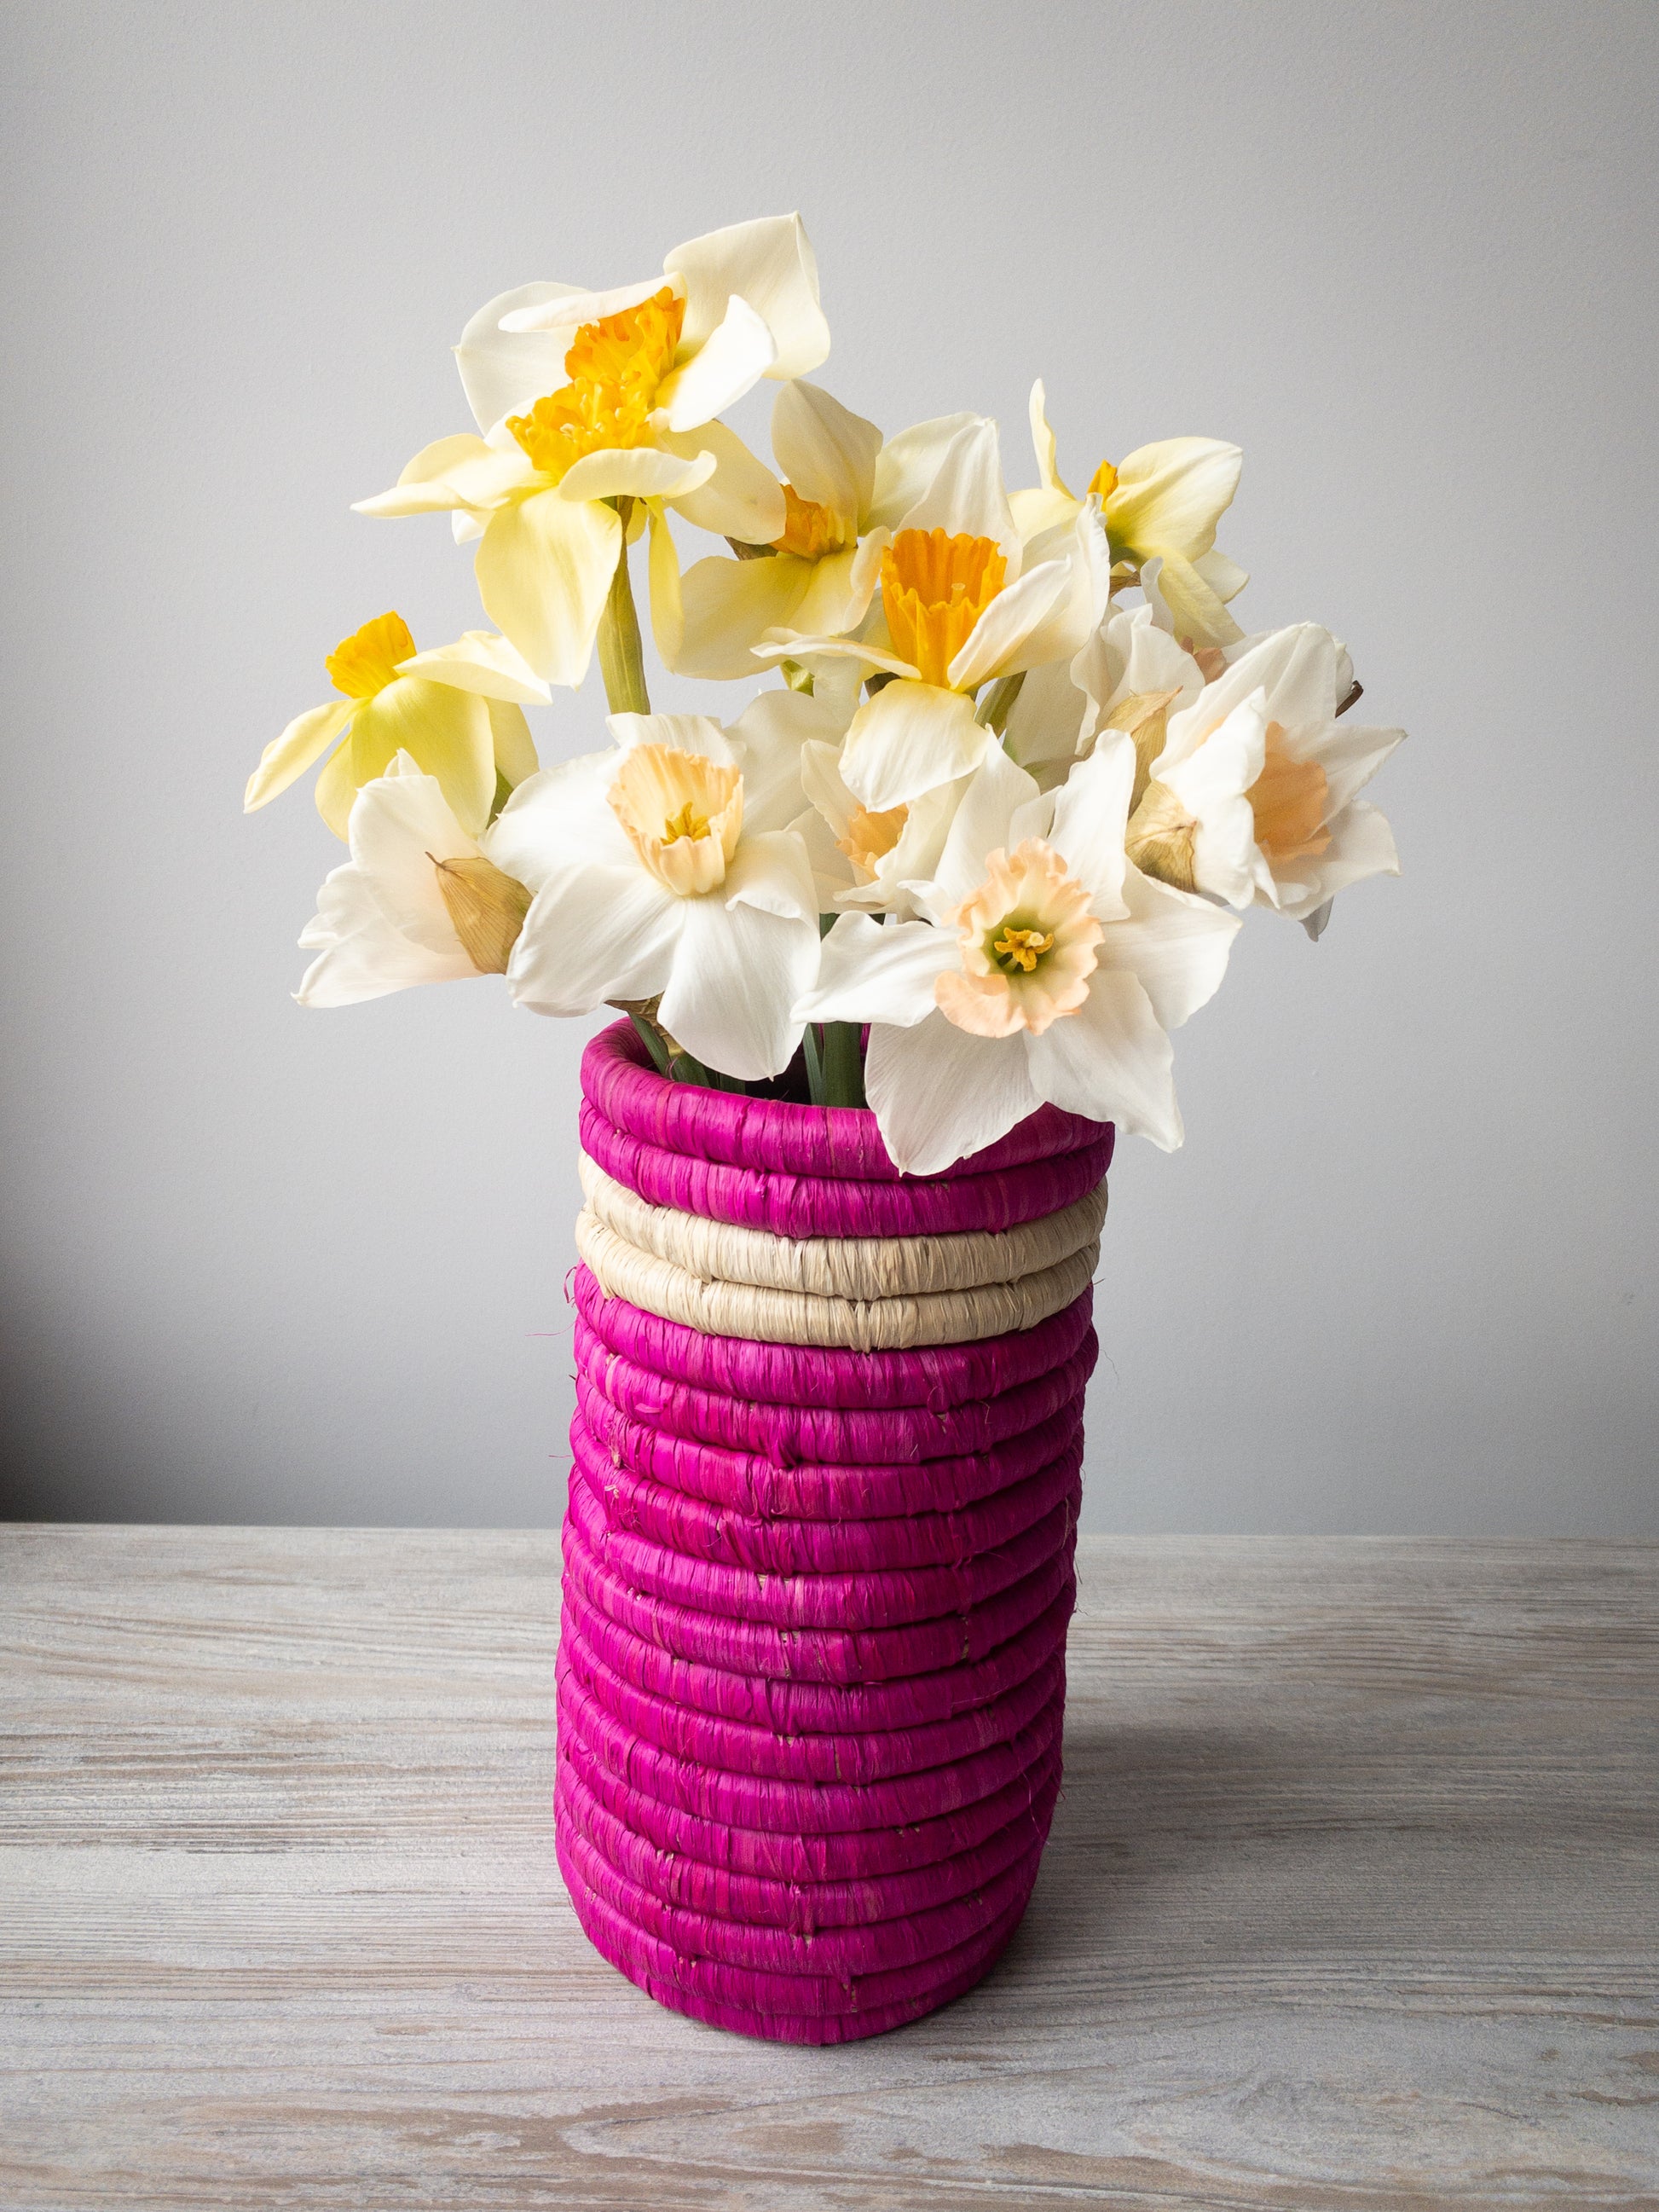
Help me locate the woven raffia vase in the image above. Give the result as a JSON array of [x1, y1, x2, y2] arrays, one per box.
[[555, 1019, 1111, 2043]]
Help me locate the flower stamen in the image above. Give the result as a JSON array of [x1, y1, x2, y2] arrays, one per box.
[[992, 926, 1055, 974]]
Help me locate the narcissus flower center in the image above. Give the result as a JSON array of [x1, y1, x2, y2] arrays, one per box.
[[835, 801, 908, 881], [1247, 722, 1331, 862], [506, 287, 685, 480], [326, 611, 416, 699], [935, 840, 1104, 1039], [610, 744, 742, 897], [773, 484, 846, 561], [881, 528, 1008, 687], [1087, 458, 1119, 501], [991, 926, 1055, 974]]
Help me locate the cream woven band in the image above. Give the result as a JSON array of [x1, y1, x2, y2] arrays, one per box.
[[575, 1205, 1102, 1351], [579, 1154, 1107, 1302]]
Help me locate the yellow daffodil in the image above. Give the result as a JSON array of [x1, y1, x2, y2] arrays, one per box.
[[246, 614, 547, 838], [1014, 380, 1247, 650], [760, 419, 1110, 819], [354, 217, 830, 687], [650, 388, 984, 680]]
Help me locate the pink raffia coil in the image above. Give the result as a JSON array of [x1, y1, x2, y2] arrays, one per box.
[[556, 1019, 1110, 2042]]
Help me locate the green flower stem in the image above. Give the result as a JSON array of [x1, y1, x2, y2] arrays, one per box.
[[625, 1010, 671, 1075], [801, 1022, 824, 1105], [597, 497, 650, 716], [822, 1021, 866, 1109]]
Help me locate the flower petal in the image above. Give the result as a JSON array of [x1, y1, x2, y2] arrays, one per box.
[[346, 753, 478, 953], [497, 275, 670, 336], [660, 422, 787, 543], [662, 293, 777, 431], [722, 825, 818, 924], [666, 214, 830, 382], [1146, 550, 1244, 650], [395, 629, 552, 705], [245, 698, 355, 813], [1095, 864, 1240, 1030], [868, 414, 982, 531], [343, 678, 497, 838], [1028, 379, 1074, 498], [475, 489, 621, 686], [1109, 438, 1242, 561], [930, 743, 1046, 906], [946, 555, 1072, 691], [1025, 969, 1182, 1148], [1314, 720, 1407, 815], [897, 420, 1020, 570], [659, 885, 818, 1080], [772, 380, 882, 529], [607, 712, 736, 763], [732, 687, 850, 834], [354, 433, 530, 518], [670, 550, 814, 679], [795, 912, 948, 1028], [1048, 733, 1136, 912], [839, 680, 991, 812], [508, 863, 682, 1016], [1156, 694, 1265, 908], [296, 862, 477, 1006], [1260, 798, 1399, 920], [865, 1013, 1042, 1174], [488, 698, 539, 789], [487, 751, 633, 889], [555, 444, 716, 506], [457, 281, 587, 431]]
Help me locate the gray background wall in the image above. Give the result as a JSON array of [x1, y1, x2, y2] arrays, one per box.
[[3, 0, 1655, 1533]]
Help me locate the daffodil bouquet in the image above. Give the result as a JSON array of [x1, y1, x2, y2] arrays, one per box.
[[250, 212, 1402, 1175]]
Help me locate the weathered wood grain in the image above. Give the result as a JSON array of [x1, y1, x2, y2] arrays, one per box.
[[2, 1528, 1656, 2209]]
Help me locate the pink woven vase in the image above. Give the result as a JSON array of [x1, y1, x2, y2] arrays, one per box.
[[556, 1019, 1109, 2043]]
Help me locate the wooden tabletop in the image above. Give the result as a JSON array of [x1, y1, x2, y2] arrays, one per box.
[[3, 1528, 1656, 2209]]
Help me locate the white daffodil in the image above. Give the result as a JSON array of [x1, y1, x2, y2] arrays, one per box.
[[296, 753, 533, 1005], [490, 698, 823, 1080], [1013, 381, 1247, 650], [789, 736, 968, 921], [759, 419, 1110, 824], [795, 738, 1240, 1172], [246, 614, 547, 838], [354, 217, 830, 686], [1004, 602, 1205, 795], [1126, 622, 1403, 928], [650, 387, 983, 680]]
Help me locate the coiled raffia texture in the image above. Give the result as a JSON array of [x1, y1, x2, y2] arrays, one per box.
[[556, 1021, 1110, 2044]]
